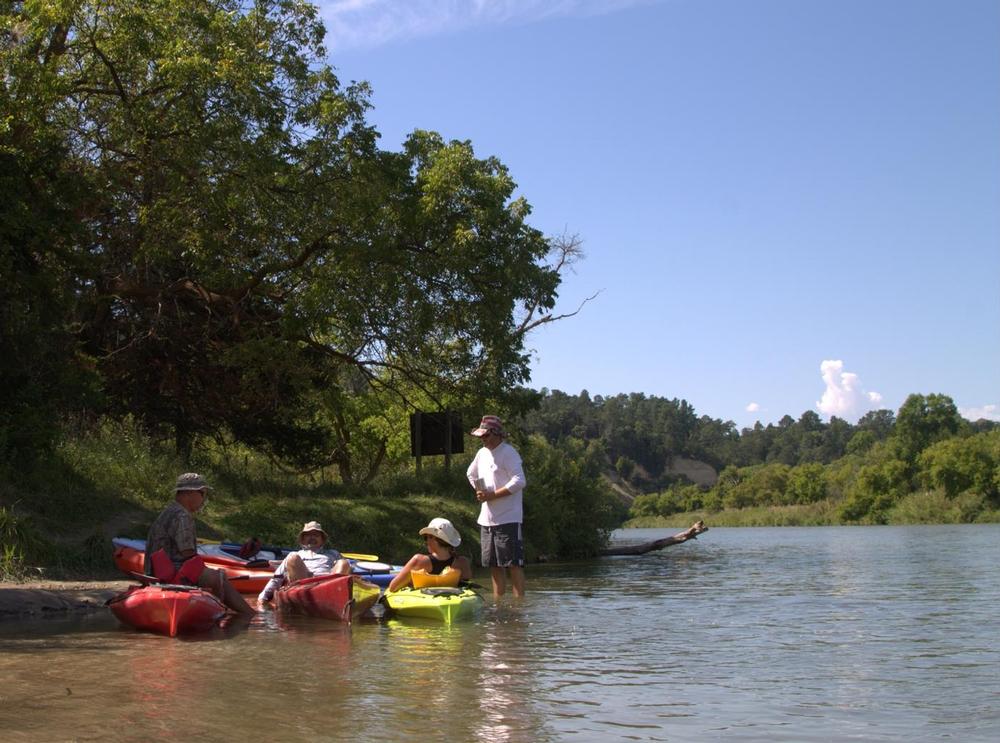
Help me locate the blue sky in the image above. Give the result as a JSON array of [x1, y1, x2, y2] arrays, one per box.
[[320, 0, 999, 428]]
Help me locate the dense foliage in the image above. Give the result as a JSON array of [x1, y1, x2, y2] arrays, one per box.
[[2, 0, 579, 479]]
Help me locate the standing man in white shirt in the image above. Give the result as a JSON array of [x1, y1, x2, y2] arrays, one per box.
[[466, 415, 526, 597]]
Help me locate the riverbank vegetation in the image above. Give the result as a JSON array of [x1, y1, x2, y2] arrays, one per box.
[[0, 416, 624, 581]]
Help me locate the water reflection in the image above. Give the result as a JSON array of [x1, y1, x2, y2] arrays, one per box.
[[474, 604, 541, 743]]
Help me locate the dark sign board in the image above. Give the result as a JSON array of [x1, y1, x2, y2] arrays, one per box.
[[409, 411, 464, 457]]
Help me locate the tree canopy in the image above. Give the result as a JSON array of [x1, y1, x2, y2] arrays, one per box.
[[2, 0, 579, 472]]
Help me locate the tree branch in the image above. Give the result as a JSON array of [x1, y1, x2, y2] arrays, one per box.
[[598, 521, 707, 556]]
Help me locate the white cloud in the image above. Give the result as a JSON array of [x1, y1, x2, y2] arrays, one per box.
[[959, 404, 1000, 422], [318, 0, 657, 50], [746, 402, 760, 413], [815, 360, 882, 422]]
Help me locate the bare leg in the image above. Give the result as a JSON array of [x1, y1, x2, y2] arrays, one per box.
[[199, 567, 255, 614], [490, 566, 507, 597], [509, 566, 525, 598], [285, 554, 310, 583], [333, 558, 352, 575]]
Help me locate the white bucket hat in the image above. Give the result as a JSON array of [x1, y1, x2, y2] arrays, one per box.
[[419, 517, 461, 548]]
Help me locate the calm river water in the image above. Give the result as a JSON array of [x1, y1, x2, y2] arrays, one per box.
[[2, 525, 998, 741]]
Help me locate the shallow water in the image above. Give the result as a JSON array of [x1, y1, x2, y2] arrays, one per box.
[[2, 525, 998, 741]]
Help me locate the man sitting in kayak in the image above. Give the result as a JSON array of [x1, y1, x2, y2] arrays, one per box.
[[256, 521, 352, 606], [146, 473, 256, 615], [387, 518, 473, 592]]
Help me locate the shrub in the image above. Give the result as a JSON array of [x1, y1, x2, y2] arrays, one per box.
[[787, 463, 827, 504], [918, 431, 999, 501], [521, 435, 626, 559]]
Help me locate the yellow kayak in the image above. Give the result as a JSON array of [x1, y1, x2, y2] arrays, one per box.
[[383, 586, 484, 624]]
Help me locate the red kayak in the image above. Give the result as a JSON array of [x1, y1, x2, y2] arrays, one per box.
[[112, 545, 273, 595], [275, 574, 381, 623], [108, 584, 227, 637]]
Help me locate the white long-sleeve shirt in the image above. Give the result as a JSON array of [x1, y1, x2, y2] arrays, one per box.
[[466, 441, 526, 526]]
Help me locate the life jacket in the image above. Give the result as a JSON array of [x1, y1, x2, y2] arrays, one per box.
[[150, 548, 206, 585]]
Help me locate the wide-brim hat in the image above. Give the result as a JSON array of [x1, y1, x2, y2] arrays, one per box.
[[174, 472, 212, 492], [471, 415, 504, 437], [299, 521, 328, 542], [419, 517, 461, 548]]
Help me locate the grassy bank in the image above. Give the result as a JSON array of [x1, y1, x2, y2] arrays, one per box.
[[1, 416, 626, 581], [0, 418, 482, 581]]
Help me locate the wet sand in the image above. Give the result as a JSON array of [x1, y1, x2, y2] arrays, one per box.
[[0, 580, 133, 619]]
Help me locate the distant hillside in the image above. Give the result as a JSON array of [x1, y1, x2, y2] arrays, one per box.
[[520, 388, 997, 495]]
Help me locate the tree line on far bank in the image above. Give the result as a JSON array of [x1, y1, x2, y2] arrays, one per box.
[[519, 390, 999, 524]]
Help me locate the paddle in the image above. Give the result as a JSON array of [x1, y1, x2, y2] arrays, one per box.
[[343, 552, 380, 562], [127, 570, 253, 584]]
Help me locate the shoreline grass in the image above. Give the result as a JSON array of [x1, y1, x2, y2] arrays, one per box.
[[625, 491, 1000, 529]]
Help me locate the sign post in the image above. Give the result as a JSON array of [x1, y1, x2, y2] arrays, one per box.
[[409, 411, 463, 473]]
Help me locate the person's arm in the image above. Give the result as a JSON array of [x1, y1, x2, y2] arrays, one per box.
[[456, 555, 473, 581], [387, 554, 429, 592], [172, 510, 199, 558], [482, 447, 525, 500], [166, 511, 198, 560], [466, 454, 480, 490], [257, 575, 283, 604], [256, 558, 288, 603]]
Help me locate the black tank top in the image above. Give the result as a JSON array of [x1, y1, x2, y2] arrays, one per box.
[[428, 554, 455, 575]]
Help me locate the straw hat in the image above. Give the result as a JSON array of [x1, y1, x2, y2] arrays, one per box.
[[299, 521, 328, 542]]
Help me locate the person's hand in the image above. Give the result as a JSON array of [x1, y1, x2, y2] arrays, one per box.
[[476, 490, 489, 502]]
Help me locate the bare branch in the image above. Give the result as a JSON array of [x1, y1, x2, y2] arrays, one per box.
[[517, 289, 601, 336]]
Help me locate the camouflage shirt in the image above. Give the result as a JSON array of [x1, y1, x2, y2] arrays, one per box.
[[144, 500, 197, 573]]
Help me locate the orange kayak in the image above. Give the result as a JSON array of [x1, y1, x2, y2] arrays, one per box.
[[108, 584, 227, 636], [275, 574, 381, 623], [112, 545, 273, 595]]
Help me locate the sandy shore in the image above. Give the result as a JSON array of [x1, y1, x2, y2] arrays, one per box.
[[0, 580, 134, 619]]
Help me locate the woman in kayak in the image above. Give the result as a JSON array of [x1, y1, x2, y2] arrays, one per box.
[[256, 521, 351, 606], [388, 518, 473, 591]]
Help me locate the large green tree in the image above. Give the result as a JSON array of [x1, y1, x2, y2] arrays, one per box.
[[892, 393, 964, 463], [3, 0, 575, 469]]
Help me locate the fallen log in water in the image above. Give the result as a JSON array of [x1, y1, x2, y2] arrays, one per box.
[[599, 521, 707, 556]]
